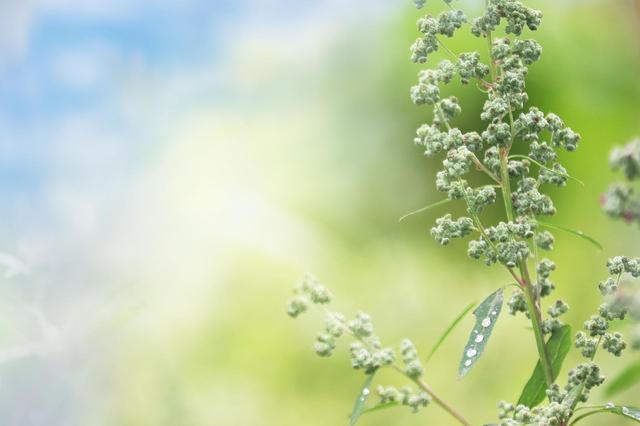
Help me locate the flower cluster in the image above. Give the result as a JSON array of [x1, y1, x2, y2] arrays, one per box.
[[602, 138, 640, 225], [286, 273, 332, 318], [375, 385, 431, 413], [287, 277, 435, 414], [470, 0, 542, 38], [287, 1, 638, 424], [598, 256, 640, 350], [412, 1, 580, 277], [507, 258, 563, 333], [497, 260, 630, 425]]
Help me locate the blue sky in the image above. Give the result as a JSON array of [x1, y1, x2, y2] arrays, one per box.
[[0, 1, 241, 234], [0, 0, 394, 212]]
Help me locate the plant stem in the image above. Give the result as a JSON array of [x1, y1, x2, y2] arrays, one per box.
[[499, 148, 515, 222], [470, 153, 502, 184], [484, 19, 556, 387], [520, 262, 555, 387], [414, 377, 472, 426], [326, 309, 472, 426], [392, 365, 472, 426], [497, 133, 555, 388]]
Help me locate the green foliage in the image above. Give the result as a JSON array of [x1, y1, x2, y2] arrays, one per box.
[[349, 372, 376, 426], [426, 301, 476, 362], [536, 221, 603, 251], [517, 325, 572, 407], [458, 288, 503, 377], [286, 1, 640, 425], [569, 404, 640, 425], [605, 359, 640, 397], [398, 198, 452, 222]]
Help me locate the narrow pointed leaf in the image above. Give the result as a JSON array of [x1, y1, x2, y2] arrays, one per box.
[[427, 301, 476, 362], [517, 325, 572, 407], [509, 155, 584, 186], [399, 198, 452, 222], [458, 288, 503, 377], [350, 372, 376, 426], [605, 360, 640, 397], [362, 401, 399, 415], [537, 221, 603, 251], [569, 405, 640, 425]]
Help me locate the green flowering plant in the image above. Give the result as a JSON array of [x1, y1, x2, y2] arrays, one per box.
[[602, 138, 640, 225], [287, 1, 640, 425]]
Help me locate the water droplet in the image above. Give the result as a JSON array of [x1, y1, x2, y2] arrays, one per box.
[[466, 349, 477, 357], [605, 402, 614, 409], [475, 334, 484, 343], [481, 318, 491, 327], [464, 359, 472, 367], [491, 311, 497, 315], [362, 388, 370, 396], [622, 407, 630, 415]]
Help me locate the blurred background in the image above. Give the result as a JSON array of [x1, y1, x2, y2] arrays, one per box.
[[0, 0, 638, 425]]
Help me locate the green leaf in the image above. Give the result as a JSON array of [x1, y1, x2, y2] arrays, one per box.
[[517, 325, 572, 408], [399, 198, 452, 222], [605, 360, 640, 397], [458, 288, 503, 377], [426, 301, 476, 363], [350, 372, 376, 426], [362, 401, 399, 415], [537, 221, 603, 251], [570, 405, 640, 425], [509, 154, 584, 186]]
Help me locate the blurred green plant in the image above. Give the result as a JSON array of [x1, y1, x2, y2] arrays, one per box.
[[286, 0, 640, 425]]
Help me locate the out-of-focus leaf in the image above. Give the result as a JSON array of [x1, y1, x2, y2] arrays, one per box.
[[458, 288, 503, 377], [517, 325, 572, 407], [605, 360, 640, 397], [350, 372, 376, 426], [426, 301, 476, 363]]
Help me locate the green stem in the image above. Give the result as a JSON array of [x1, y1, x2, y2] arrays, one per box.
[[561, 336, 605, 426], [470, 153, 501, 184], [393, 365, 472, 426], [520, 262, 555, 387], [568, 409, 609, 426], [565, 276, 621, 422], [497, 131, 555, 389], [414, 377, 472, 426], [484, 19, 555, 388], [325, 309, 472, 426], [499, 149, 515, 222]]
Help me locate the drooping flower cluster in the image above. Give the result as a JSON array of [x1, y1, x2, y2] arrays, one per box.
[[602, 138, 640, 225], [287, 275, 433, 414]]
